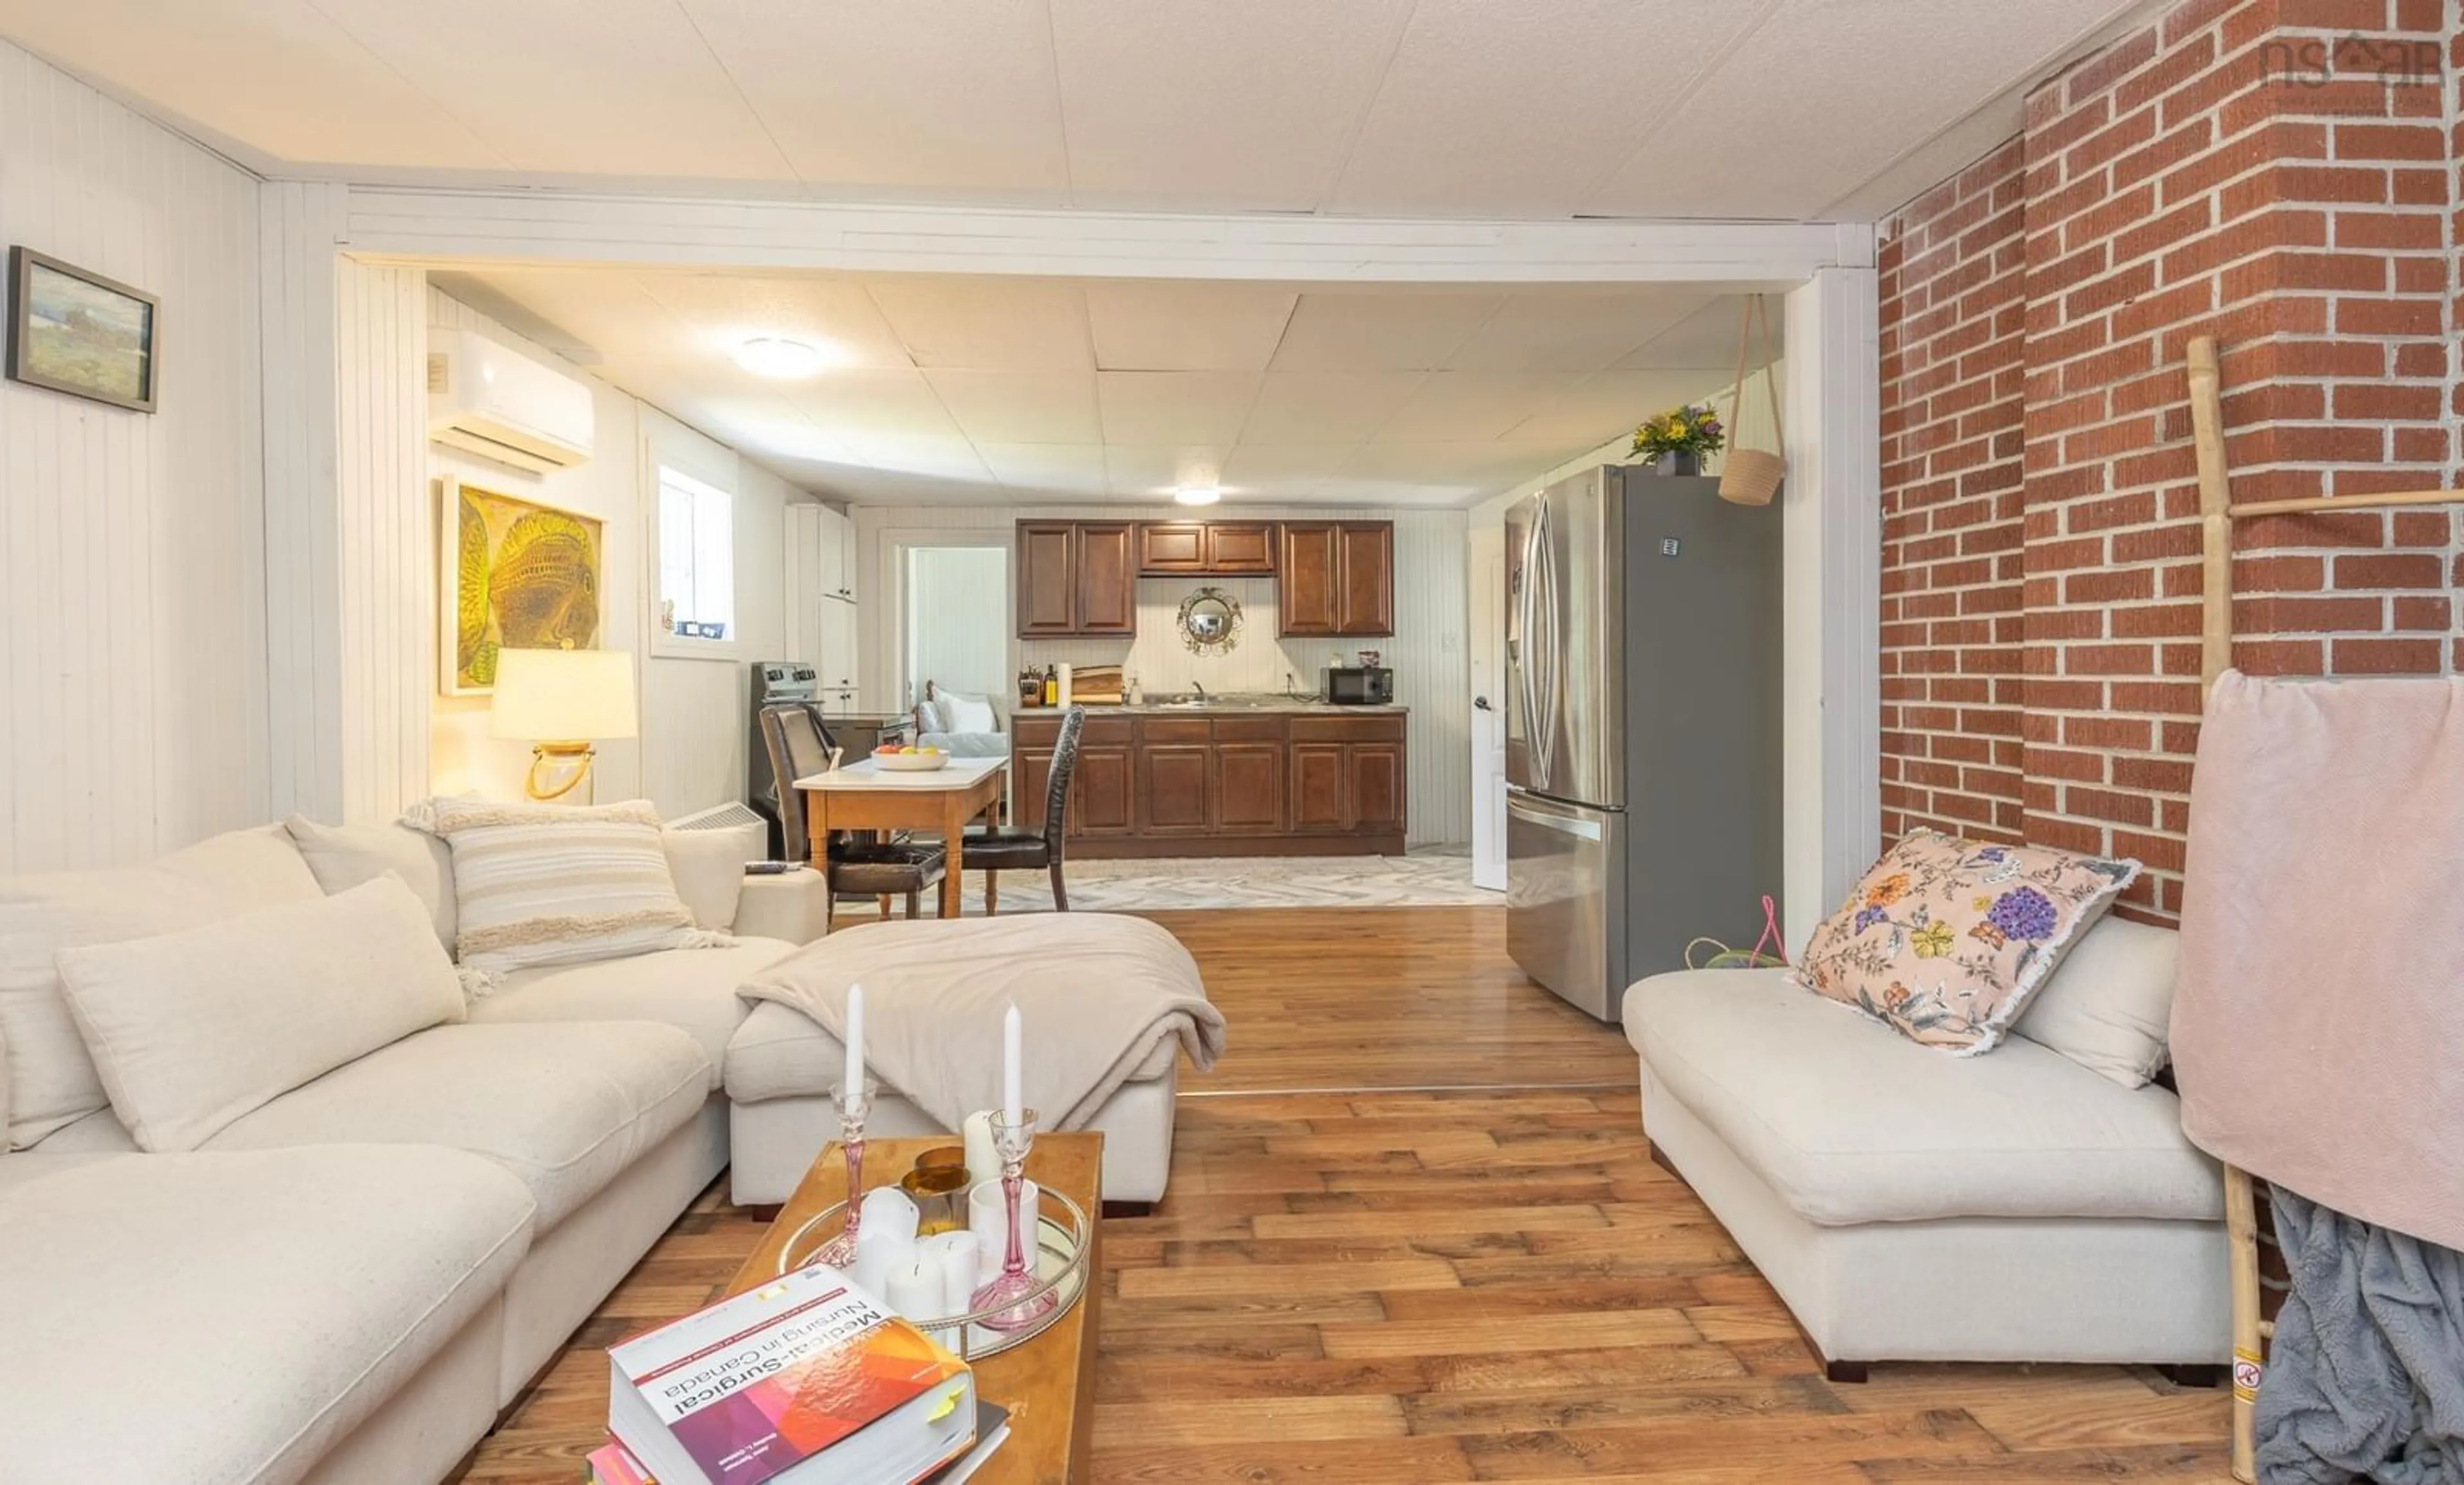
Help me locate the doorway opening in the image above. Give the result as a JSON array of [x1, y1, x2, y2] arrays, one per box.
[[899, 541, 1011, 715]]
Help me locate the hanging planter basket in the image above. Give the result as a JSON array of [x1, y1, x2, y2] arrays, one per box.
[[1719, 295, 1786, 508]]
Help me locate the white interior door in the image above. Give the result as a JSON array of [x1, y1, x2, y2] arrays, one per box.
[[1469, 525, 1507, 891]]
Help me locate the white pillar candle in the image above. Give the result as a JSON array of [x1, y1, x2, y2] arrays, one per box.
[[1002, 1002, 1023, 1129], [961, 1110, 998, 1190], [848, 1187, 920, 1298], [843, 982, 865, 1094], [967, 1177, 1040, 1284], [883, 1257, 941, 1321], [921, 1230, 980, 1317]]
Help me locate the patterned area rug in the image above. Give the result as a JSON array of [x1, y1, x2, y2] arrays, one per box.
[[912, 848, 1496, 914]]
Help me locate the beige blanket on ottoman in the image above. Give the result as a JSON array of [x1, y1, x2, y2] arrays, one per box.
[[738, 914, 1224, 1131]]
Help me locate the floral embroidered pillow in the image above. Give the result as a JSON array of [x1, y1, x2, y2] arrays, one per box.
[[1797, 830, 2139, 1054]]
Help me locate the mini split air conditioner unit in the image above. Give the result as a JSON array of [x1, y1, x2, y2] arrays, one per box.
[[427, 327, 594, 473]]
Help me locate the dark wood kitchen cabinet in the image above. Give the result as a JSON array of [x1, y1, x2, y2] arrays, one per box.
[[1014, 708, 1403, 856], [1014, 520, 1136, 637], [1136, 520, 1279, 576], [1017, 714, 1134, 835], [1277, 521, 1394, 637]]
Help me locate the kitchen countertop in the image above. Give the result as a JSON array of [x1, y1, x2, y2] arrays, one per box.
[[1013, 696, 1408, 717]]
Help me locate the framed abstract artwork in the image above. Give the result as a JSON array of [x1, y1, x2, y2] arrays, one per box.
[[440, 478, 604, 696], [6, 246, 159, 413]]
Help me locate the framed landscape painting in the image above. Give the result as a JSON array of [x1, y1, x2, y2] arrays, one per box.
[[440, 477, 604, 695], [6, 247, 158, 413]]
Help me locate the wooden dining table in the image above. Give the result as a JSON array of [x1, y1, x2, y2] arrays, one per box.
[[794, 754, 1009, 922]]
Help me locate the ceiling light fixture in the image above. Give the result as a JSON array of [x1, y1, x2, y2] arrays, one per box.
[[733, 336, 825, 378], [1174, 484, 1222, 506]]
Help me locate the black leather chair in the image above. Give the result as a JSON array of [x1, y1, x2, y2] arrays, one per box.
[[966, 704, 1084, 914], [758, 702, 946, 929]]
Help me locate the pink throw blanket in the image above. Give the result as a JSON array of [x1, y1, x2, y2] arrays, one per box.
[[2171, 670, 2464, 1249]]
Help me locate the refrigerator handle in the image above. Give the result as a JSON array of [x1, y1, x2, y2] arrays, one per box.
[[1529, 495, 1560, 785], [1514, 502, 1544, 776]]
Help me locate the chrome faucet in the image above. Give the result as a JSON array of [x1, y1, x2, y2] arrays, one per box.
[[1192, 680, 1208, 701]]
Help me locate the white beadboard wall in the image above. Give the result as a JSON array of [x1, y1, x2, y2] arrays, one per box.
[[0, 40, 269, 871], [853, 505, 1471, 845], [332, 259, 429, 823], [426, 290, 793, 818]]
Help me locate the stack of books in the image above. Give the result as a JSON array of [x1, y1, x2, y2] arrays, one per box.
[[588, 1402, 1009, 1485], [601, 1264, 1005, 1484]]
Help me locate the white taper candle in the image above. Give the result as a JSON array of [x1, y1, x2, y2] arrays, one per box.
[[1002, 1002, 1023, 1128], [844, 982, 866, 1094]]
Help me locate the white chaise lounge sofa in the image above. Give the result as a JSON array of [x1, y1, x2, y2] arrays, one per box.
[[1622, 917, 2232, 1381]]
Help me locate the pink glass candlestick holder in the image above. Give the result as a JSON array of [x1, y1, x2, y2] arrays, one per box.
[[806, 1077, 877, 1269], [970, 1110, 1057, 1332]]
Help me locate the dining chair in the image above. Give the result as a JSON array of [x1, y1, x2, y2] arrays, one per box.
[[758, 702, 946, 927], [963, 704, 1083, 914]]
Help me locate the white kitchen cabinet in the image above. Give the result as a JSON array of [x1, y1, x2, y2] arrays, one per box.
[[809, 504, 857, 603], [816, 597, 859, 699]]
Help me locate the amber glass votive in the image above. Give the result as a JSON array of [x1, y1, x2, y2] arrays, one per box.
[[902, 1147, 971, 1235]]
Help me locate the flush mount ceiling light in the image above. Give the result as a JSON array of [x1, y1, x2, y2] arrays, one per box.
[[1173, 484, 1222, 506], [733, 336, 825, 378]]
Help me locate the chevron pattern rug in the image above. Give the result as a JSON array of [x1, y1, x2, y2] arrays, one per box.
[[900, 848, 1496, 915]]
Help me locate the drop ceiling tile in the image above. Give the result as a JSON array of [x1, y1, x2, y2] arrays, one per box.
[[629, 274, 914, 370], [1097, 373, 1262, 445], [865, 280, 1092, 371], [1219, 444, 1363, 498], [785, 368, 964, 439], [835, 433, 995, 484], [306, 0, 789, 178], [1374, 372, 1587, 444], [1619, 296, 1759, 370], [678, 0, 1070, 193], [1047, 0, 1414, 209], [975, 443, 1112, 496], [1104, 445, 1229, 498], [1238, 373, 1425, 444], [1330, 0, 1757, 217], [1499, 368, 1718, 445], [1445, 293, 1720, 372], [0, 1, 506, 168], [1269, 293, 1505, 372], [1584, 0, 2132, 218], [1084, 284, 1299, 371], [924, 371, 1102, 445]]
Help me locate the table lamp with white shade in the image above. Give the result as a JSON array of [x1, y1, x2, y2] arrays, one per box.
[[488, 648, 637, 802]]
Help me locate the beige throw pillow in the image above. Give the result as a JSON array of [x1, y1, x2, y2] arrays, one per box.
[[413, 796, 723, 978], [0, 825, 323, 1149], [53, 877, 466, 1152], [2015, 914, 2180, 1088], [282, 815, 458, 953], [1797, 830, 2139, 1055]]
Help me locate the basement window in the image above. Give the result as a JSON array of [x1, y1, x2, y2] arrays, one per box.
[[654, 464, 737, 658]]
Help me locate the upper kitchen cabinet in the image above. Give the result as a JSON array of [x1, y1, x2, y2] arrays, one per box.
[[809, 503, 857, 603], [1278, 521, 1394, 637], [1016, 520, 1137, 638], [1137, 520, 1278, 576]]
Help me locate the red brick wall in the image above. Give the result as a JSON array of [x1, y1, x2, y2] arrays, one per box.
[[1878, 0, 2461, 919], [1878, 143, 2030, 845]]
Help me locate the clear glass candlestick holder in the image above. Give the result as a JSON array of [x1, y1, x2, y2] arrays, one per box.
[[806, 1077, 878, 1269], [971, 1110, 1058, 1332]]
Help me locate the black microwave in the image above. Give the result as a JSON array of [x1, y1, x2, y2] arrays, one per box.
[[1324, 666, 1394, 705]]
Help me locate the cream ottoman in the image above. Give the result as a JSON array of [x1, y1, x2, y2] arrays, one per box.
[[723, 914, 1215, 1211]]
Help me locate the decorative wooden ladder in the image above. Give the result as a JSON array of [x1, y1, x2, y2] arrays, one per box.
[[2184, 334, 2464, 1483]]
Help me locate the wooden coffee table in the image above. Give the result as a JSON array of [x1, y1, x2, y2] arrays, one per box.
[[728, 1133, 1104, 1484]]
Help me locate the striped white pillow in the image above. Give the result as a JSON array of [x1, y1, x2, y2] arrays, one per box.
[[414, 798, 723, 977]]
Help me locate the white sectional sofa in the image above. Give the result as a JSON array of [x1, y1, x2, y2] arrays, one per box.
[[0, 817, 1185, 1485], [1623, 918, 2232, 1382]]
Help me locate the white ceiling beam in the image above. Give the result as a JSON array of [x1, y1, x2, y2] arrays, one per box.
[[339, 187, 1869, 285]]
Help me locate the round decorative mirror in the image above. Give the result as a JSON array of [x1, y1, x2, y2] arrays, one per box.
[[1177, 587, 1244, 655]]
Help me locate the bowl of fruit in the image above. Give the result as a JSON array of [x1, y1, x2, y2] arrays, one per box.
[[873, 744, 949, 773]]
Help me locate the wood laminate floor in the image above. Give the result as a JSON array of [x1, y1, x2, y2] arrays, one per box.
[[452, 907, 2233, 1483]]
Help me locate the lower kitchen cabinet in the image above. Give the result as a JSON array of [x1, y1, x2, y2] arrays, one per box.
[[1014, 710, 1405, 856]]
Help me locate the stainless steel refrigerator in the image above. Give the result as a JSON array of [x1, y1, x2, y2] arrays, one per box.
[[1505, 468, 1783, 1022]]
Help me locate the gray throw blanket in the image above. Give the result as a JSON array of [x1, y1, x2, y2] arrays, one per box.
[[2260, 1185, 2464, 1484]]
